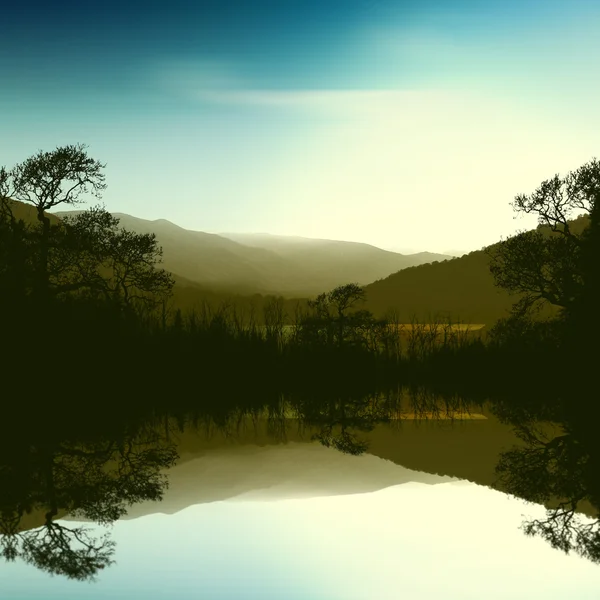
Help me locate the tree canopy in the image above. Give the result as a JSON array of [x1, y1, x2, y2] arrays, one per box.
[[486, 157, 599, 320], [0, 145, 174, 315]]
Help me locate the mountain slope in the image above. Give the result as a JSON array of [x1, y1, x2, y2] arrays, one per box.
[[363, 214, 591, 325], [218, 232, 453, 289], [1, 197, 61, 226], [53, 212, 450, 296], [54, 211, 317, 296]]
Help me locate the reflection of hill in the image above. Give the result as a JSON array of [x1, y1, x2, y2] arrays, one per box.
[[165, 406, 519, 487], [19, 407, 597, 532], [55, 408, 595, 523], [64, 443, 452, 520], [164, 410, 524, 508]]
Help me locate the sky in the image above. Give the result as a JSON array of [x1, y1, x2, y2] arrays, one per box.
[[2, 0, 599, 255]]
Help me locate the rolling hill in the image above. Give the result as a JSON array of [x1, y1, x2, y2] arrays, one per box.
[[53, 211, 452, 297], [362, 214, 591, 325], [218, 231, 452, 287]]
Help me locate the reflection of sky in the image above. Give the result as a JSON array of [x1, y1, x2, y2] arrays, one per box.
[[3, 481, 600, 599]]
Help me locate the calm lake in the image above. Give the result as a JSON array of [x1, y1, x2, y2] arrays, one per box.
[[2, 409, 599, 599]]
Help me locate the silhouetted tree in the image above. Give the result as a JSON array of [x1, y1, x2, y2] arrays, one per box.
[[486, 157, 598, 321], [0, 196, 35, 308], [55, 206, 175, 312], [0, 144, 106, 307], [483, 157, 599, 391], [301, 283, 373, 349]]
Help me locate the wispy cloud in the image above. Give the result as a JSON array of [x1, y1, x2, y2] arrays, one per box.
[[192, 88, 431, 111], [151, 57, 483, 117], [154, 62, 491, 120]]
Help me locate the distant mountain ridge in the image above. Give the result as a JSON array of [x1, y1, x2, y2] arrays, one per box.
[[52, 211, 453, 296], [220, 231, 450, 262]]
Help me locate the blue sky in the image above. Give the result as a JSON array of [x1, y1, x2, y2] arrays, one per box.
[[2, 0, 599, 253]]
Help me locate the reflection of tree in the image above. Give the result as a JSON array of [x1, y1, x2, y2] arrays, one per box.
[[312, 429, 370, 456], [0, 427, 178, 581], [285, 387, 479, 456], [11, 522, 116, 582], [491, 409, 600, 563], [292, 393, 391, 456], [519, 508, 600, 565]]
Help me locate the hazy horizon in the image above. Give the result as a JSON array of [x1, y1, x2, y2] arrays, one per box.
[[2, 0, 599, 254], [51, 208, 464, 256]]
